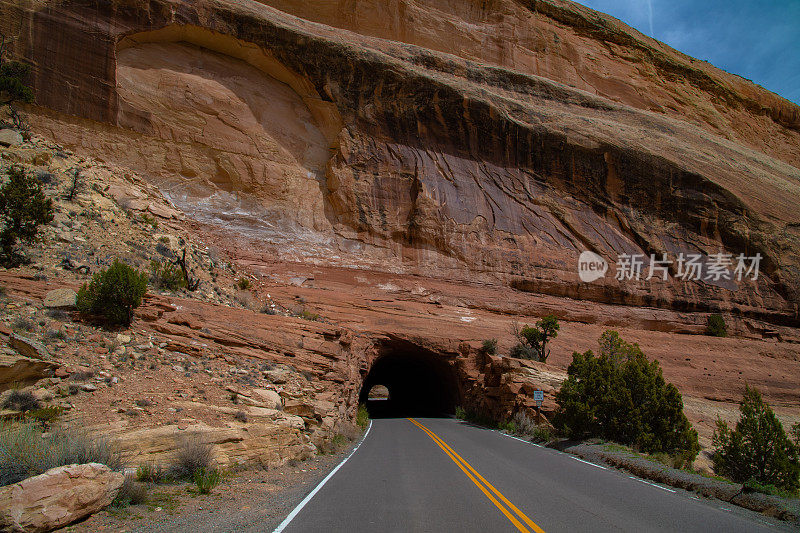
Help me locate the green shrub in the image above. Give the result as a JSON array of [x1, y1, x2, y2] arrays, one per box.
[[297, 309, 320, 321], [509, 342, 537, 360], [0, 166, 54, 266], [0, 420, 122, 486], [77, 260, 148, 326], [649, 451, 693, 470], [140, 213, 158, 229], [498, 420, 517, 434], [150, 260, 186, 291], [705, 314, 727, 337], [24, 406, 63, 427], [236, 278, 251, 291], [0, 56, 34, 128], [136, 461, 165, 483], [193, 467, 221, 494], [356, 404, 369, 430], [530, 425, 553, 444], [511, 315, 559, 362], [0, 58, 34, 106], [318, 433, 351, 455], [742, 479, 780, 496], [712, 385, 799, 492], [455, 406, 467, 420], [554, 330, 699, 460], [169, 435, 214, 481], [481, 339, 497, 355]]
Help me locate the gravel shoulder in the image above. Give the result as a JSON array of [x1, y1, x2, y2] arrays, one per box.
[[64, 442, 358, 533], [562, 441, 800, 524]]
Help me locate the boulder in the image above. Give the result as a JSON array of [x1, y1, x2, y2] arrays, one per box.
[[252, 388, 283, 409], [10, 335, 50, 360], [283, 399, 315, 418], [0, 352, 58, 392], [263, 368, 292, 384], [42, 288, 77, 309], [0, 129, 23, 147], [147, 202, 179, 219], [0, 463, 124, 533]]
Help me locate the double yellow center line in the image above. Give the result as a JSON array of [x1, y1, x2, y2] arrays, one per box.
[[408, 418, 545, 533]]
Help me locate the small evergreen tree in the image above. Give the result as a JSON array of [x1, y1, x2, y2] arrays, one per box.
[[0, 166, 54, 266], [77, 260, 148, 327], [511, 315, 560, 362], [705, 314, 727, 337], [554, 331, 699, 461], [481, 338, 498, 355], [0, 33, 35, 127], [712, 385, 799, 492]]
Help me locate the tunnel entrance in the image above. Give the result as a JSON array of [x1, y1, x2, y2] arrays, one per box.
[[359, 340, 459, 418]]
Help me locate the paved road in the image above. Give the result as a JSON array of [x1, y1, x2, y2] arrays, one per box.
[[278, 417, 791, 532]]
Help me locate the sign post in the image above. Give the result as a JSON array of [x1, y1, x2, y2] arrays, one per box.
[[533, 390, 544, 424]]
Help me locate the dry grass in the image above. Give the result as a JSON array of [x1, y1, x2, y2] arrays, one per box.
[[169, 434, 214, 480], [0, 420, 122, 486], [2, 390, 40, 413], [113, 474, 148, 507]]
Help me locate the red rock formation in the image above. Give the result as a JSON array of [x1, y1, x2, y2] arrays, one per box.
[[1, 0, 799, 322], [255, 0, 800, 167]]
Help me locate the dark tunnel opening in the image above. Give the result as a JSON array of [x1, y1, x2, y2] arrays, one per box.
[[358, 341, 460, 418]]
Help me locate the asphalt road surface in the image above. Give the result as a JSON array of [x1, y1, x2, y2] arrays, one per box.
[[277, 417, 790, 532]]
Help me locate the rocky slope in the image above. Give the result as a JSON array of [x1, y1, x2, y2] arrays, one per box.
[[1, 0, 798, 325]]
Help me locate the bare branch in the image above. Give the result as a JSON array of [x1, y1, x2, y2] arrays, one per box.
[[173, 249, 200, 291]]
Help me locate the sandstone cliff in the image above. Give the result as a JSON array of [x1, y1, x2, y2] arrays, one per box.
[[1, 0, 799, 327]]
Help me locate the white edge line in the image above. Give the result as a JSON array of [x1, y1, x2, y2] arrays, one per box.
[[494, 430, 610, 470], [570, 456, 608, 470], [628, 475, 676, 493], [491, 430, 686, 494], [273, 419, 373, 533], [493, 430, 544, 448]]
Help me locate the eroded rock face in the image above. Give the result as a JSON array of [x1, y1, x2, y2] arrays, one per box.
[[0, 351, 58, 392], [256, 0, 800, 167], [9, 335, 50, 361], [115, 40, 332, 231], [109, 422, 315, 469], [0, 463, 124, 533], [3, 0, 799, 326]]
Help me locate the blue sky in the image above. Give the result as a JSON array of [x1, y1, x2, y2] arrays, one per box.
[[574, 1, 800, 105]]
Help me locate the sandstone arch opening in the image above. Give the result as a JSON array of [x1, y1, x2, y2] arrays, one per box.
[[359, 341, 459, 418]]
